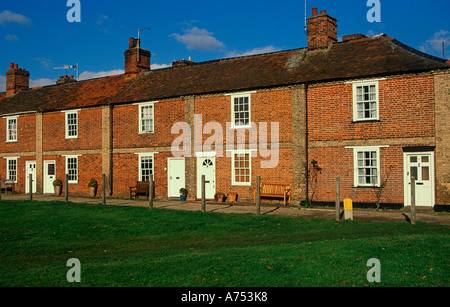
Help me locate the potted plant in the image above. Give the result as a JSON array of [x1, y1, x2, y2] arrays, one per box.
[[53, 178, 63, 196], [214, 192, 226, 202], [87, 178, 98, 197], [227, 192, 238, 203], [179, 188, 188, 201]]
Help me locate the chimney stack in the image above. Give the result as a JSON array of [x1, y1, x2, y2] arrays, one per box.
[[124, 37, 151, 74], [56, 75, 77, 85], [307, 8, 337, 50], [6, 63, 30, 96]]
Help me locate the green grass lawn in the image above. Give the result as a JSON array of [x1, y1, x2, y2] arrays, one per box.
[[0, 200, 448, 287]]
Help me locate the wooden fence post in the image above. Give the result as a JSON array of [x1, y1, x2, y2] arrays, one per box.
[[202, 175, 206, 212], [149, 179, 154, 208], [102, 174, 106, 205], [29, 174, 33, 200], [335, 176, 341, 221], [65, 174, 69, 202], [411, 176, 416, 225], [256, 176, 261, 215]]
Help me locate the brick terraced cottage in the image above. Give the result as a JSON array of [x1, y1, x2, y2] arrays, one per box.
[[1, 8, 449, 210]]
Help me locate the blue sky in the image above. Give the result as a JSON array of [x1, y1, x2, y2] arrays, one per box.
[[1, 0, 449, 91]]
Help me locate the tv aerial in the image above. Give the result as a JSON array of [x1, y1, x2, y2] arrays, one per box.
[[426, 39, 450, 60], [127, 27, 151, 62], [54, 63, 79, 80]]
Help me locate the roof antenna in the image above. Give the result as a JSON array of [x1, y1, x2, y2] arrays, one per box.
[[128, 27, 151, 62], [53, 63, 79, 80], [426, 39, 450, 60], [304, 0, 308, 35]]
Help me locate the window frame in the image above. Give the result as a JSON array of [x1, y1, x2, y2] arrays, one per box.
[[138, 102, 155, 134], [347, 146, 388, 188], [6, 157, 18, 183], [6, 116, 18, 142], [137, 153, 155, 182], [231, 150, 252, 186], [65, 155, 79, 184], [64, 110, 79, 139], [230, 93, 252, 129], [352, 80, 380, 122]]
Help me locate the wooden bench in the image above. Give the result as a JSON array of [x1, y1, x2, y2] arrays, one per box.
[[254, 183, 292, 206], [129, 181, 155, 199], [0, 179, 16, 194]]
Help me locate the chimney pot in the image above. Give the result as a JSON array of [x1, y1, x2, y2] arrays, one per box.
[[124, 37, 151, 74], [6, 63, 30, 96], [307, 8, 337, 50], [312, 7, 318, 16]]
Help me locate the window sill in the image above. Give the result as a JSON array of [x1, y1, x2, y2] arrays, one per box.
[[353, 185, 381, 189], [231, 183, 251, 187], [351, 119, 381, 124], [5, 140, 18, 143], [230, 125, 252, 130], [138, 131, 155, 135]]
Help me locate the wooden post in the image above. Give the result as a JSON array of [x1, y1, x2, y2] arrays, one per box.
[[29, 174, 33, 200], [256, 176, 261, 215], [102, 174, 106, 205], [411, 176, 416, 225], [149, 179, 154, 208], [201, 175, 206, 212], [65, 174, 69, 202], [335, 176, 341, 221]]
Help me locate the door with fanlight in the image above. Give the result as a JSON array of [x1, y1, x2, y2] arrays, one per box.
[[197, 157, 216, 199], [404, 153, 434, 207]]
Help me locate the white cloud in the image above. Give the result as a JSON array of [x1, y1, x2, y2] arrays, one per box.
[[0, 76, 6, 92], [5, 34, 19, 41], [0, 10, 31, 26], [36, 57, 53, 69], [171, 27, 225, 51], [78, 69, 124, 81], [226, 45, 281, 58], [151, 63, 171, 70], [419, 30, 450, 58], [0, 76, 56, 92]]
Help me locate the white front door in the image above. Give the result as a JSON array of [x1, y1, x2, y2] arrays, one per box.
[[197, 157, 216, 199], [404, 153, 434, 207], [25, 161, 36, 193], [168, 158, 186, 197], [44, 161, 56, 194]]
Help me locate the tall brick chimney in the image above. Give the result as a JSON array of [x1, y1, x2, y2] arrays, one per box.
[[6, 63, 30, 96], [307, 8, 337, 50], [124, 38, 151, 74]]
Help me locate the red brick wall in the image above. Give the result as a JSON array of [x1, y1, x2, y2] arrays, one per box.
[[44, 154, 103, 196], [307, 76, 436, 205], [308, 76, 435, 141], [112, 152, 170, 198], [113, 100, 185, 148], [43, 109, 102, 152], [0, 114, 36, 153], [308, 146, 405, 204]]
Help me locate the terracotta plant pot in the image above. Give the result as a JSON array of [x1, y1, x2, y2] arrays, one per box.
[[54, 185, 62, 196], [228, 193, 238, 203], [88, 186, 97, 197]]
